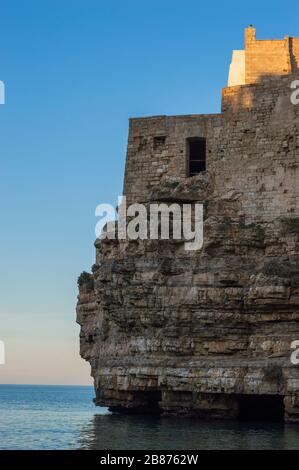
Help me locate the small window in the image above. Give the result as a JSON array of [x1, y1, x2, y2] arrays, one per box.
[[153, 136, 167, 150], [187, 138, 206, 176]]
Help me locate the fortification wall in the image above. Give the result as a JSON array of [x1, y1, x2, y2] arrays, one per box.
[[77, 32, 299, 422], [291, 37, 299, 69], [124, 74, 299, 223], [217, 74, 299, 222], [123, 113, 222, 204], [228, 27, 299, 86], [244, 28, 292, 83]]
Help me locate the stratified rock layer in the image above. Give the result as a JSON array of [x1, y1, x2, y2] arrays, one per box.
[[77, 59, 299, 421]]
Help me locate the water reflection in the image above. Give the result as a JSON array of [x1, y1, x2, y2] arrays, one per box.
[[78, 414, 299, 450]]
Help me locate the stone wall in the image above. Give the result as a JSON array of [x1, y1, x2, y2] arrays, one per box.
[[228, 27, 299, 86], [123, 113, 221, 204], [124, 73, 299, 223], [244, 26, 294, 83], [77, 31, 299, 422]]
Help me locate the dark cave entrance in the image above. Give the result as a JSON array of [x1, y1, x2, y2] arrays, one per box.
[[129, 390, 163, 415], [238, 395, 284, 421]]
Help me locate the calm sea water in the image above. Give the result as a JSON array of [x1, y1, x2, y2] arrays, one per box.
[[1, 384, 299, 450]]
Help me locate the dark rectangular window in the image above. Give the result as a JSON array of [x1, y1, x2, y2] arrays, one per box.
[[187, 138, 206, 176], [153, 136, 167, 151]]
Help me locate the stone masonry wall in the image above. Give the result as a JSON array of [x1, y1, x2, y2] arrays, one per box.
[[77, 31, 299, 422], [244, 26, 293, 83], [124, 73, 299, 223], [123, 113, 221, 204]]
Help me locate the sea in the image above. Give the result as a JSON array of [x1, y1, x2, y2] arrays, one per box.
[[0, 384, 299, 450]]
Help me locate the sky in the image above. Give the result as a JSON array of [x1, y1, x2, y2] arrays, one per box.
[[0, 0, 298, 385]]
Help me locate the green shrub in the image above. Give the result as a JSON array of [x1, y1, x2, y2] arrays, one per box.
[[238, 218, 254, 229], [281, 217, 299, 234], [167, 180, 180, 189], [262, 261, 299, 278], [78, 271, 94, 290], [91, 263, 100, 274], [264, 364, 283, 383], [219, 216, 232, 230], [255, 225, 265, 241], [238, 219, 265, 241]]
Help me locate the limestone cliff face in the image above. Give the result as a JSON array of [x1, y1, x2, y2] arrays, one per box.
[[77, 36, 299, 421], [77, 177, 299, 420]]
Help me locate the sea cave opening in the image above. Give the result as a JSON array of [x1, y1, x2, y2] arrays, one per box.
[[238, 394, 284, 422], [128, 390, 163, 415]]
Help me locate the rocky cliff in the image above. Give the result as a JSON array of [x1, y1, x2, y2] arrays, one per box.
[[77, 33, 299, 421], [77, 172, 299, 421]]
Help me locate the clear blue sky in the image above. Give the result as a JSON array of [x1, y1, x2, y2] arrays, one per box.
[[0, 0, 298, 384]]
